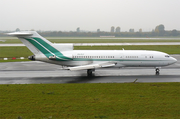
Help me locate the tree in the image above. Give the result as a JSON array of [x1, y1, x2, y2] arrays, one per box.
[[16, 28, 20, 32], [158, 24, 165, 31], [155, 24, 165, 36], [171, 29, 178, 36]]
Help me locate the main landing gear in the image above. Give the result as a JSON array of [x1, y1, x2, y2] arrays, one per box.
[[155, 67, 160, 75], [87, 69, 95, 77]]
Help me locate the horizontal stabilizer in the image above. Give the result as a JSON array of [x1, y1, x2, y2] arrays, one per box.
[[7, 32, 33, 37]]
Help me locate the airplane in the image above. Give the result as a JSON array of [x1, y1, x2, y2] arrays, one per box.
[[7, 31, 177, 76]]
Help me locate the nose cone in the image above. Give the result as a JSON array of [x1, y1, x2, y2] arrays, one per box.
[[170, 57, 177, 64]]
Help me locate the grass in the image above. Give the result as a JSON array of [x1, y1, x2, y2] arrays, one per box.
[[1, 37, 180, 44], [0, 59, 30, 62], [0, 83, 180, 118], [0, 47, 33, 58]]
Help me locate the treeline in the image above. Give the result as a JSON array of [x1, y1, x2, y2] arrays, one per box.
[[38, 30, 180, 37], [1, 30, 180, 37]]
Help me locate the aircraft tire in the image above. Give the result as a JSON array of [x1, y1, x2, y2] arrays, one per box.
[[155, 68, 160, 75]]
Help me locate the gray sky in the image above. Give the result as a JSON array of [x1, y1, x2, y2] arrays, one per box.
[[1, 0, 180, 31]]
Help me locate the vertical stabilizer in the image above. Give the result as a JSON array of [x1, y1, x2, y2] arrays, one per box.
[[7, 31, 51, 55], [7, 31, 72, 61]]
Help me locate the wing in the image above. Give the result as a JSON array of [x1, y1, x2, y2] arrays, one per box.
[[68, 62, 117, 71]]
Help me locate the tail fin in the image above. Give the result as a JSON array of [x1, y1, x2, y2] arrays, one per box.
[[7, 31, 72, 61]]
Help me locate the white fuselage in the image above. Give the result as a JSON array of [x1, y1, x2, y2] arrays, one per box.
[[36, 50, 177, 68]]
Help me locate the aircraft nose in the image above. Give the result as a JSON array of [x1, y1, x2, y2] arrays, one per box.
[[171, 57, 177, 63]]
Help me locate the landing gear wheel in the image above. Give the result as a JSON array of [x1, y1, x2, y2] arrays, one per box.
[[156, 72, 159, 75], [87, 69, 93, 76], [87, 69, 95, 77], [155, 68, 160, 75]]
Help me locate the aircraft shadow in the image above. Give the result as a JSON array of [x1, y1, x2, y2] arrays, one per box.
[[66, 75, 105, 83]]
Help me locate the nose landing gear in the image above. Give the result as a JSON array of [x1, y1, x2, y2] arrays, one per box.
[[155, 68, 160, 75]]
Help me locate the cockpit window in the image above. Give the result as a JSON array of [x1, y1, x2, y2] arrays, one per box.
[[165, 55, 170, 58]]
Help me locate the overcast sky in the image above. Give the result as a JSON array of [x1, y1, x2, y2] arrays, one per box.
[[0, 0, 180, 32]]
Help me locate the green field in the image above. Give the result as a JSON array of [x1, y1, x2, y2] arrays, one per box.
[[1, 37, 180, 43], [0, 47, 33, 58], [0, 83, 180, 118]]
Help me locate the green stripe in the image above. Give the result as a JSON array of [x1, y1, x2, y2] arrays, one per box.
[[32, 37, 63, 56]]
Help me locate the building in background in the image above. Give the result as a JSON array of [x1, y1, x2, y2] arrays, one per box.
[[139, 28, 142, 32], [76, 27, 80, 32], [129, 29, 134, 32], [110, 26, 115, 32], [116, 27, 120, 32], [97, 29, 100, 32]]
